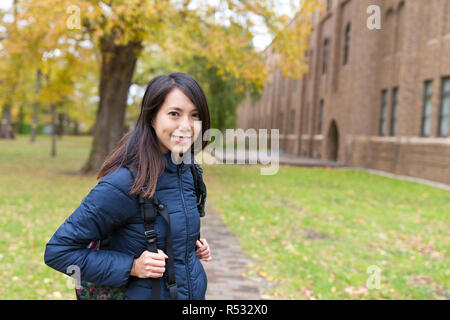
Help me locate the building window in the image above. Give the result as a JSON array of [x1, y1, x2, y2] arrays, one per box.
[[395, 2, 405, 53], [304, 103, 310, 133], [438, 77, 450, 137], [284, 79, 288, 97], [379, 90, 388, 136], [322, 38, 329, 75], [307, 50, 313, 79], [326, 0, 332, 11], [318, 99, 324, 134], [290, 109, 296, 134], [343, 23, 351, 65], [383, 9, 395, 57], [390, 87, 398, 136], [421, 80, 433, 137], [279, 111, 284, 134]]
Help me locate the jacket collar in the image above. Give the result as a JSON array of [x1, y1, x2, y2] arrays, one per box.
[[163, 150, 195, 173]]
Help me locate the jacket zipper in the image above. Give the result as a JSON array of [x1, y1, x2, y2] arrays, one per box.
[[178, 164, 193, 299]]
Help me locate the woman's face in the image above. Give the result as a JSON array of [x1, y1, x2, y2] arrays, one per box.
[[152, 88, 202, 155]]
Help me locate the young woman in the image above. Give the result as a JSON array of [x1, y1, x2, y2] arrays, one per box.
[[44, 72, 212, 300]]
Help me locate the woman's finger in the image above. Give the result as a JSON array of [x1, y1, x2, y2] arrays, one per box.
[[197, 252, 208, 260], [147, 266, 165, 273], [198, 248, 210, 258]]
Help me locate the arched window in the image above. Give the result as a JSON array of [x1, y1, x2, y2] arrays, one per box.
[[279, 111, 284, 134], [383, 8, 395, 57], [290, 109, 296, 134], [343, 22, 351, 65], [322, 38, 330, 75], [395, 2, 405, 53], [421, 80, 433, 137], [379, 90, 388, 136], [318, 99, 324, 134]]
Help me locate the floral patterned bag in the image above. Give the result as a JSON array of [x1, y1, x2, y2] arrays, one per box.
[[75, 240, 126, 300]]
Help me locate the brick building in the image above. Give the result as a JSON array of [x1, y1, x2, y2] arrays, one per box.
[[236, 0, 450, 184]]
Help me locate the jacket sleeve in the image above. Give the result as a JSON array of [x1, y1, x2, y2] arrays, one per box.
[[44, 180, 136, 287]]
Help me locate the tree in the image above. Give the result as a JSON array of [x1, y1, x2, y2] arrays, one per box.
[[133, 33, 260, 132], [1, 0, 98, 146], [13, 0, 319, 172], [0, 0, 22, 139]]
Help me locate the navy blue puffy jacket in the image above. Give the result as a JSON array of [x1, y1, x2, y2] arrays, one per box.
[[44, 151, 207, 300]]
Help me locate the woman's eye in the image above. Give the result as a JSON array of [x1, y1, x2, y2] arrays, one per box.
[[169, 112, 179, 116], [193, 113, 200, 118]]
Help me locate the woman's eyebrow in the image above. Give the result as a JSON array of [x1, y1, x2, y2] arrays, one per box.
[[169, 106, 199, 112]]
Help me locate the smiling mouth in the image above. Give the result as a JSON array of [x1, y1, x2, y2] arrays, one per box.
[[172, 135, 192, 143], [172, 135, 191, 139]]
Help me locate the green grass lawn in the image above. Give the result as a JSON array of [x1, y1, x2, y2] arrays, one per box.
[[0, 134, 448, 299], [203, 163, 450, 299], [0, 134, 96, 299]]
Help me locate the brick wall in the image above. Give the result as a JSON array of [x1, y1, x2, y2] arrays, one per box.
[[236, 0, 450, 185]]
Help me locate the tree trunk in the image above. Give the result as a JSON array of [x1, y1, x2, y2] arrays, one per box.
[[17, 104, 26, 134], [1, 0, 18, 140], [81, 34, 142, 173], [30, 69, 42, 143], [57, 112, 65, 138], [0, 104, 14, 139], [73, 120, 79, 136], [50, 103, 57, 157]]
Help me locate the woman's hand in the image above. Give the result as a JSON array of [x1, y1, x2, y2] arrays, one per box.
[[130, 249, 168, 278], [196, 238, 212, 262]]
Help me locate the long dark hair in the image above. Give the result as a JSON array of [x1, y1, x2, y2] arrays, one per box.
[[97, 72, 211, 199]]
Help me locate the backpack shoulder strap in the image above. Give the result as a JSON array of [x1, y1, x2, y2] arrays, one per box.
[[127, 166, 177, 300], [127, 166, 163, 300], [190, 164, 207, 218]]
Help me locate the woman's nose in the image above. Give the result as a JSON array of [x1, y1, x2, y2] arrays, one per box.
[[179, 116, 192, 132]]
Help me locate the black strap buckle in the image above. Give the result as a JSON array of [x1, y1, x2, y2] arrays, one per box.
[[144, 229, 156, 238], [144, 230, 157, 244]]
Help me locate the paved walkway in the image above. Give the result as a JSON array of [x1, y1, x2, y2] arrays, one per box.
[[199, 202, 278, 300], [348, 167, 450, 190]]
